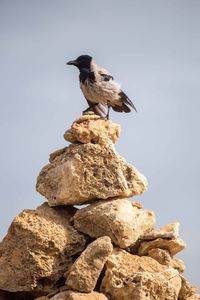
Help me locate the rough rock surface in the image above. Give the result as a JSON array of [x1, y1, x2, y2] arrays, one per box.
[[64, 113, 120, 144], [36, 142, 147, 206], [147, 248, 185, 273], [178, 276, 198, 300], [0, 203, 86, 293], [50, 290, 108, 300], [66, 236, 113, 292], [101, 248, 182, 300], [138, 237, 186, 256], [73, 198, 155, 248], [141, 222, 180, 240], [0, 116, 199, 300]]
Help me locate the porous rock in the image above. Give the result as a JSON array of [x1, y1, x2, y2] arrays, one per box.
[[64, 113, 120, 144], [178, 276, 198, 300], [100, 248, 182, 300], [138, 237, 186, 256], [141, 222, 180, 240], [73, 198, 155, 248], [148, 248, 171, 265], [147, 248, 185, 273], [50, 290, 108, 300], [66, 236, 113, 292], [36, 142, 147, 206], [0, 203, 86, 293], [186, 296, 200, 300]]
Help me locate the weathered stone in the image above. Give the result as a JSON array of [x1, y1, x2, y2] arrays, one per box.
[[73, 198, 155, 248], [66, 236, 113, 292], [179, 276, 198, 300], [36, 142, 147, 206], [64, 113, 120, 144], [147, 248, 185, 273], [0, 203, 86, 293], [138, 237, 186, 256], [101, 248, 182, 300], [131, 201, 144, 209], [170, 257, 185, 273], [186, 296, 200, 300], [50, 290, 108, 300], [141, 222, 180, 240], [148, 248, 171, 265]]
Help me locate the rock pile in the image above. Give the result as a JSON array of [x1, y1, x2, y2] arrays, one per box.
[[0, 113, 199, 300]]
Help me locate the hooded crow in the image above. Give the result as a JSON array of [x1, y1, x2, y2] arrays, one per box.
[[67, 55, 137, 119]]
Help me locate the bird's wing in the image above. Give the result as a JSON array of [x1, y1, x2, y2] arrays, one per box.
[[97, 67, 114, 81]]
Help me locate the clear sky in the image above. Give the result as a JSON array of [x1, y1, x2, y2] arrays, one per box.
[[0, 0, 200, 286]]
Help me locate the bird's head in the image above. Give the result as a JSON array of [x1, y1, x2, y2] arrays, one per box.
[[66, 55, 92, 70]]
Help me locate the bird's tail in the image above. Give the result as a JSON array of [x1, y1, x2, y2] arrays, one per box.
[[112, 103, 131, 113], [117, 91, 137, 113]]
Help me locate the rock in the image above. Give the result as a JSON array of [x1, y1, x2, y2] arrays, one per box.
[[186, 296, 200, 300], [0, 203, 86, 293], [170, 257, 185, 273], [148, 248, 171, 265], [101, 248, 182, 300], [66, 236, 113, 292], [147, 248, 185, 273], [138, 237, 186, 256], [64, 113, 120, 144], [36, 142, 147, 206], [131, 201, 144, 209], [179, 276, 198, 300], [141, 222, 180, 240], [73, 198, 155, 248], [50, 290, 108, 300]]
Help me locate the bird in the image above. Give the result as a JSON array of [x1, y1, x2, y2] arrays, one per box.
[[66, 55, 137, 119]]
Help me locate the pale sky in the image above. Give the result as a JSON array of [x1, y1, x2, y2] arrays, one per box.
[[0, 0, 200, 286]]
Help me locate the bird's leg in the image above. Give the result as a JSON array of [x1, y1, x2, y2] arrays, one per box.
[[82, 103, 96, 114], [106, 104, 111, 120]]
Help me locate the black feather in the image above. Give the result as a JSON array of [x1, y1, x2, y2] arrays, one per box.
[[112, 104, 130, 113], [79, 69, 95, 84]]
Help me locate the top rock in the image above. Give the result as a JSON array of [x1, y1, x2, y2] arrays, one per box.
[[64, 112, 121, 144]]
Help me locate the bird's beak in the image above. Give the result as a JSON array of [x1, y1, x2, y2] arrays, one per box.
[[66, 60, 77, 66]]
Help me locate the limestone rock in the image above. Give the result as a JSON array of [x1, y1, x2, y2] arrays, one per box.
[[148, 248, 171, 265], [66, 236, 113, 292], [138, 237, 186, 256], [50, 290, 108, 300], [147, 248, 185, 273], [0, 203, 86, 293], [179, 276, 198, 300], [73, 198, 155, 248], [64, 113, 120, 144], [170, 257, 185, 273], [186, 296, 200, 300], [101, 248, 182, 300], [141, 222, 180, 240], [36, 142, 147, 206]]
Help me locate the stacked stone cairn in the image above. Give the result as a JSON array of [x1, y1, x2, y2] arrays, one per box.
[[0, 113, 199, 300]]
